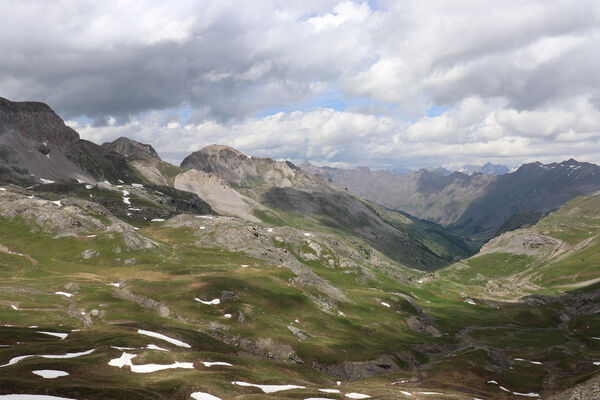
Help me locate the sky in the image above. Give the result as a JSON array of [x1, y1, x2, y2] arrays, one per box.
[[1, 0, 599, 170]]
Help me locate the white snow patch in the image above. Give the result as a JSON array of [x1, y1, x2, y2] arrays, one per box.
[[319, 389, 340, 393], [10, 305, 18, 310], [108, 282, 121, 287], [346, 394, 372, 399], [131, 183, 144, 188], [110, 346, 137, 351], [76, 179, 84, 184], [499, 386, 511, 392], [223, 314, 232, 318], [594, 361, 600, 366], [303, 232, 312, 237], [487, 380, 498, 385], [336, 381, 342, 386], [267, 228, 273, 233], [201, 361, 232, 367], [51, 201, 62, 207], [0, 188, 6, 191], [231, 381, 305, 393], [37, 331, 68, 340], [32, 370, 69, 379], [195, 298, 220, 305], [1, 349, 96, 367], [529, 361, 542, 365], [195, 215, 213, 219], [151, 218, 165, 222], [137, 329, 191, 348], [54, 292, 73, 298], [240, 264, 249, 268], [86, 235, 96, 238], [40, 178, 55, 184], [190, 393, 221, 400], [85, 184, 93, 190], [465, 299, 476, 305], [146, 344, 169, 351], [123, 197, 131, 205], [129, 207, 141, 211], [381, 302, 391, 308], [108, 352, 193, 373], [418, 392, 442, 395], [513, 393, 540, 398]]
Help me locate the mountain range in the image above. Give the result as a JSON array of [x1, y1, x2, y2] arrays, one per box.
[[301, 159, 600, 239], [0, 96, 599, 399]]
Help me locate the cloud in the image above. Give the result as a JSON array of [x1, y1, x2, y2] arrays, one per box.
[[3, 0, 600, 168]]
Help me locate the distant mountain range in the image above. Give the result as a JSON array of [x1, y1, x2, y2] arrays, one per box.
[[301, 159, 600, 238]]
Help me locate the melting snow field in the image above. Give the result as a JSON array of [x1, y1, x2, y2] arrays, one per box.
[[108, 352, 194, 373], [137, 329, 191, 348], [319, 389, 340, 393], [195, 298, 220, 305], [345, 394, 371, 399], [0, 349, 96, 368], [37, 331, 68, 340], [32, 370, 69, 379], [232, 381, 305, 393], [190, 393, 221, 400], [200, 361, 232, 367]]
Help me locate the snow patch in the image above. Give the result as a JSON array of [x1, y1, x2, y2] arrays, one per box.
[[319, 389, 340, 393], [345, 394, 372, 399], [201, 361, 232, 367], [195, 298, 220, 305], [37, 331, 68, 340], [151, 218, 165, 222], [131, 183, 144, 188], [137, 329, 191, 348], [54, 292, 73, 298], [108, 352, 193, 373], [40, 178, 55, 184], [381, 302, 391, 308], [32, 370, 69, 379], [190, 393, 221, 400], [231, 381, 305, 393]]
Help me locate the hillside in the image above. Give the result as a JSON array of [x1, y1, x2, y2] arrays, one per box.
[[302, 160, 600, 238], [0, 181, 598, 399], [178, 145, 475, 270]]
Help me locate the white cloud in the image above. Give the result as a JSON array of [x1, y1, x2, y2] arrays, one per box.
[[2, 0, 600, 168]]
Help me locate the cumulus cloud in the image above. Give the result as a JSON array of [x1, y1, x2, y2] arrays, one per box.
[[4, 0, 600, 168]]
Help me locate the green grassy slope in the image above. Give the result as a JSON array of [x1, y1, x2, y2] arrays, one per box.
[[0, 188, 598, 399]]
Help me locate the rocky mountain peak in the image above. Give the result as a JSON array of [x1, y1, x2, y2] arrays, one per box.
[[0, 96, 79, 147], [181, 144, 298, 187], [102, 137, 161, 161]]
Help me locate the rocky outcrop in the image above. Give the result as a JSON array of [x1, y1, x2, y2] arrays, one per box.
[[102, 137, 160, 161], [0, 97, 142, 184], [181, 144, 297, 187], [174, 169, 263, 222]]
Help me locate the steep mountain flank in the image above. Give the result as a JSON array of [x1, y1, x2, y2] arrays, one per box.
[[102, 137, 183, 185], [0, 97, 141, 184]]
